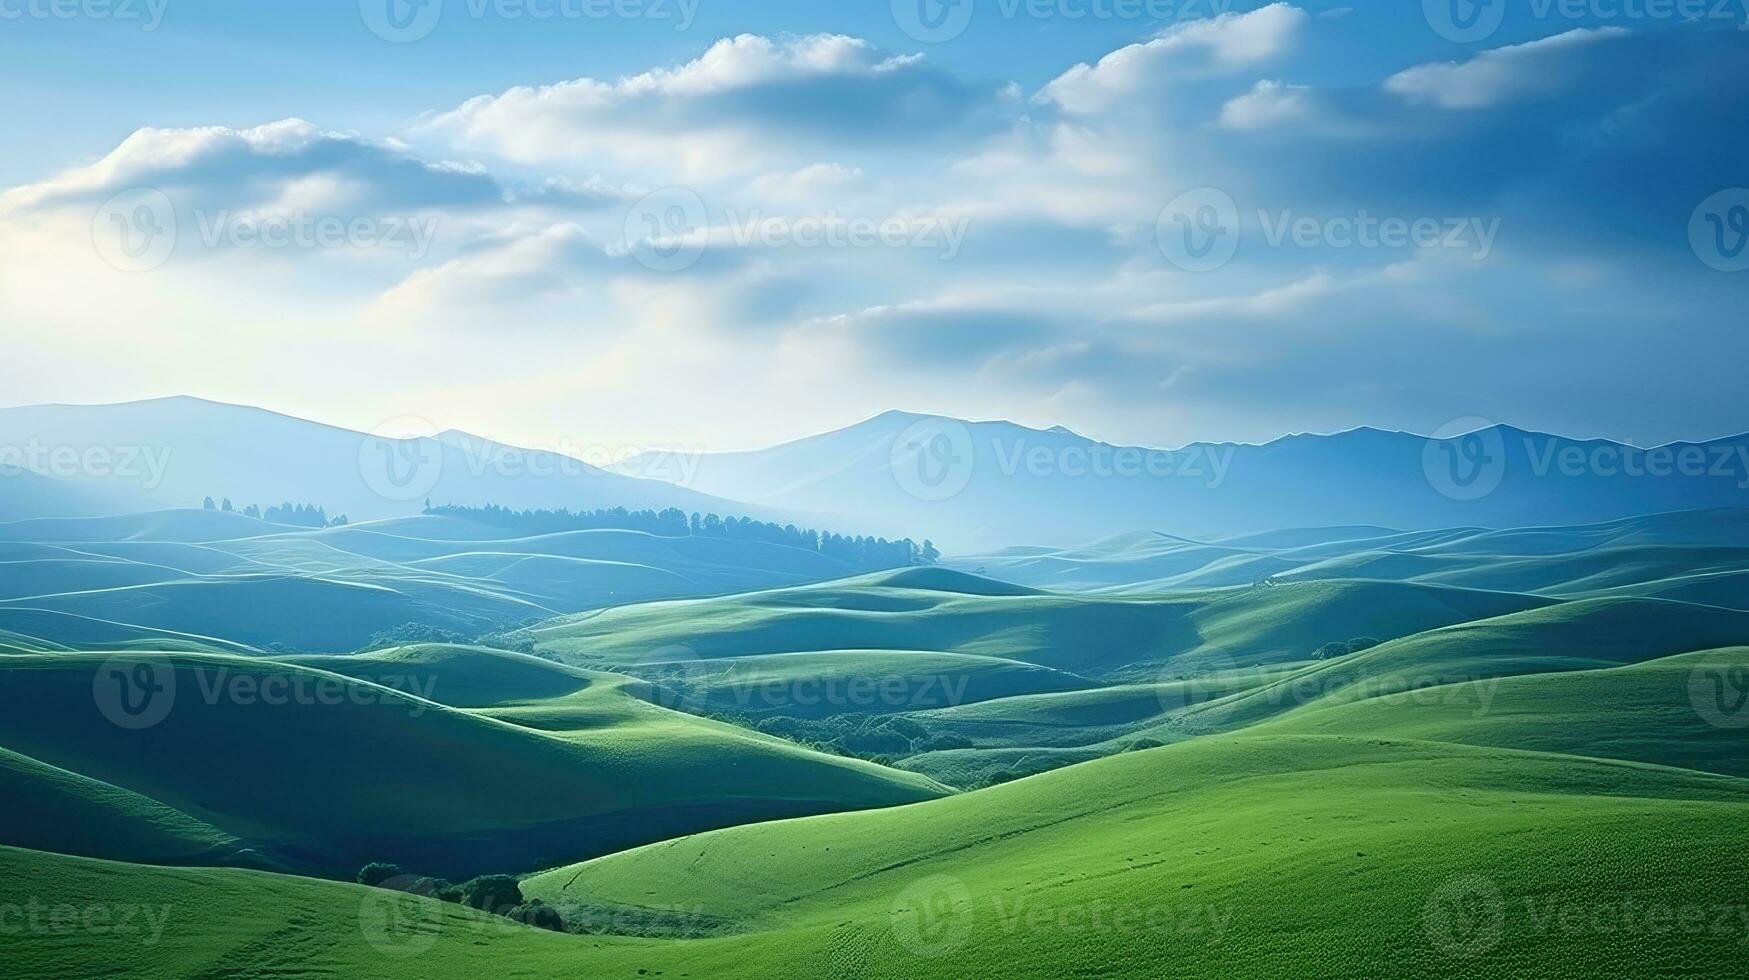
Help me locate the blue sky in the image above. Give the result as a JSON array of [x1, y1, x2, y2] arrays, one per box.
[[1, 1, 1746, 451]]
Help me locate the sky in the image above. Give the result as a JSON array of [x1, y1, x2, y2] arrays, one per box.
[[1, 0, 1746, 453]]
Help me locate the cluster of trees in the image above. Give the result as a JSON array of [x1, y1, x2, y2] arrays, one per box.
[[356, 864, 564, 932], [354, 621, 541, 656], [424, 503, 939, 569], [202, 496, 346, 527], [1312, 636, 1383, 660], [747, 713, 972, 764]]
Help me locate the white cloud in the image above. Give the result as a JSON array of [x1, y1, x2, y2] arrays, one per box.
[[1385, 27, 1628, 110], [1218, 79, 1315, 130], [416, 34, 1001, 179], [1040, 4, 1310, 115]]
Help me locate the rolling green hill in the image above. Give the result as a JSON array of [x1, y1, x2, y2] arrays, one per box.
[[10, 733, 1749, 978], [0, 648, 945, 880], [1259, 646, 1749, 778], [1186, 597, 1749, 733], [527, 571, 1550, 681], [955, 509, 1749, 610], [0, 511, 901, 651]]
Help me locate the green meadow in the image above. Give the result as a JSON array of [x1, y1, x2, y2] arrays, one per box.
[[4, 509, 1749, 977]]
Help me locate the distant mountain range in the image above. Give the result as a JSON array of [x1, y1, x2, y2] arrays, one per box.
[[4, 399, 1747, 551], [0, 396, 765, 524], [621, 411, 1749, 550]]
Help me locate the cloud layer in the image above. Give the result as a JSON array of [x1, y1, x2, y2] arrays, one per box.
[[2, 11, 1746, 451]]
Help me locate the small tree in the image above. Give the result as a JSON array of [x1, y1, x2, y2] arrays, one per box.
[[460, 875, 524, 915], [356, 862, 405, 888], [202, 496, 216, 510], [508, 900, 566, 932]]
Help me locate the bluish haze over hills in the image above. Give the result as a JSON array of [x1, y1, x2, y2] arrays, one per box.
[[6, 397, 1748, 551]]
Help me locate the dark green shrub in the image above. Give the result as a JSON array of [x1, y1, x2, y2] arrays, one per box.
[[459, 875, 524, 914], [356, 862, 405, 888], [508, 900, 566, 932]]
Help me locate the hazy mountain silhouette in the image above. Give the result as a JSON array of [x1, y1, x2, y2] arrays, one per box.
[[0, 397, 767, 523], [619, 411, 1749, 550]]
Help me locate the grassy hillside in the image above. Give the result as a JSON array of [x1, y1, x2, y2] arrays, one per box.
[[0, 747, 241, 867], [0, 648, 945, 880], [528, 571, 1550, 681], [1260, 647, 1749, 778], [956, 509, 1749, 606], [10, 734, 1747, 978], [1189, 597, 1749, 733], [0, 511, 895, 651]]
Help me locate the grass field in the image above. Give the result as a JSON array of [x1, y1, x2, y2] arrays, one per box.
[[8, 735, 1748, 978], [0, 646, 944, 880], [5, 510, 1749, 978]]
